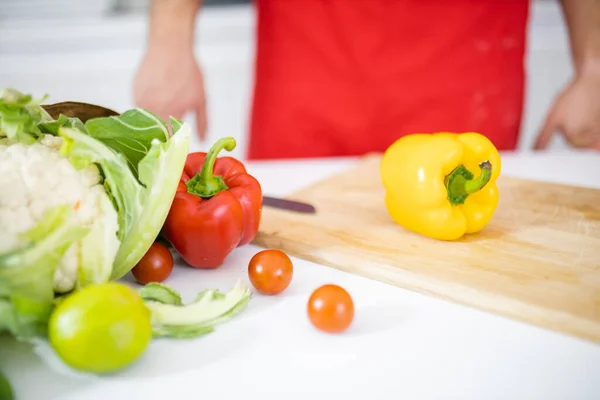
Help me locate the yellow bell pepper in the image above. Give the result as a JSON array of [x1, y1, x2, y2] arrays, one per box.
[[380, 132, 501, 241]]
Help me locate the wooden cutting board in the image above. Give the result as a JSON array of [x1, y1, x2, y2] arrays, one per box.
[[253, 153, 600, 343]]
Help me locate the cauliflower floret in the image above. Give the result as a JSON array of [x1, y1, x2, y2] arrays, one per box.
[[39, 134, 63, 150], [0, 134, 120, 293]]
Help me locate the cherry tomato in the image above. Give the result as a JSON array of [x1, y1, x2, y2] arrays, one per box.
[[132, 241, 174, 285], [307, 284, 354, 333], [248, 249, 293, 295]]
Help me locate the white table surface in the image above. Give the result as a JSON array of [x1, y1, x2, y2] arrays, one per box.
[[1, 150, 599, 400]]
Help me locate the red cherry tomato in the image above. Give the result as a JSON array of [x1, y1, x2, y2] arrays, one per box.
[[248, 249, 293, 295], [132, 242, 174, 285], [307, 284, 354, 333]]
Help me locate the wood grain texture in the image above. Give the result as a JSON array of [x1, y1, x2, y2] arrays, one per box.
[[253, 154, 600, 343]]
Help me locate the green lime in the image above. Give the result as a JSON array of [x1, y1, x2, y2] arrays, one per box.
[[0, 371, 13, 400], [49, 282, 152, 374]]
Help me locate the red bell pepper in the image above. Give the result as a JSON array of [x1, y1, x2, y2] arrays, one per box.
[[162, 137, 262, 269]]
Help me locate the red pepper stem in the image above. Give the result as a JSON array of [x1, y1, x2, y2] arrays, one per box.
[[445, 160, 492, 206], [186, 137, 237, 199]]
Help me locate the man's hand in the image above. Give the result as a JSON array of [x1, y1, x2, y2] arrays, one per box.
[[134, 47, 207, 140], [133, 0, 206, 140], [534, 67, 600, 150], [536, 0, 600, 150]]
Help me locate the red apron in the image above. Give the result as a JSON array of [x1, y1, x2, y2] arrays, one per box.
[[247, 0, 529, 160]]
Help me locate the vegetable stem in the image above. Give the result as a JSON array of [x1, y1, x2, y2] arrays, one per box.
[[445, 161, 492, 205], [186, 137, 236, 198]]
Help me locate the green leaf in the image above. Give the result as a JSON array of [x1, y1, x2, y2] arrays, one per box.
[[0, 370, 13, 400], [139, 282, 183, 306], [0, 88, 52, 144], [58, 118, 191, 281], [0, 205, 88, 339], [75, 190, 120, 290], [169, 116, 183, 134], [39, 113, 86, 135], [152, 324, 214, 339], [0, 300, 16, 335], [85, 109, 172, 175], [143, 281, 252, 339]]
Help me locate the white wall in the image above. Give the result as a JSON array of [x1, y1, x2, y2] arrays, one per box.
[[0, 1, 574, 159]]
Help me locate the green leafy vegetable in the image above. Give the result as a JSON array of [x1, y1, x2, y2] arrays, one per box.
[[85, 109, 171, 175], [142, 280, 252, 339], [0, 205, 87, 338], [39, 113, 86, 135], [58, 118, 190, 280], [139, 282, 183, 306], [75, 192, 120, 289], [0, 88, 52, 144], [0, 369, 13, 400]]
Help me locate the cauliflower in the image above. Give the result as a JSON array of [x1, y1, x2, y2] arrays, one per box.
[[0, 135, 120, 293], [0, 88, 192, 339]]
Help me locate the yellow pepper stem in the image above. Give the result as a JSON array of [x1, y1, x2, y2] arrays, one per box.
[[445, 160, 492, 205]]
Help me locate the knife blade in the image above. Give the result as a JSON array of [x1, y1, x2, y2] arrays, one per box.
[[262, 195, 316, 214]]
